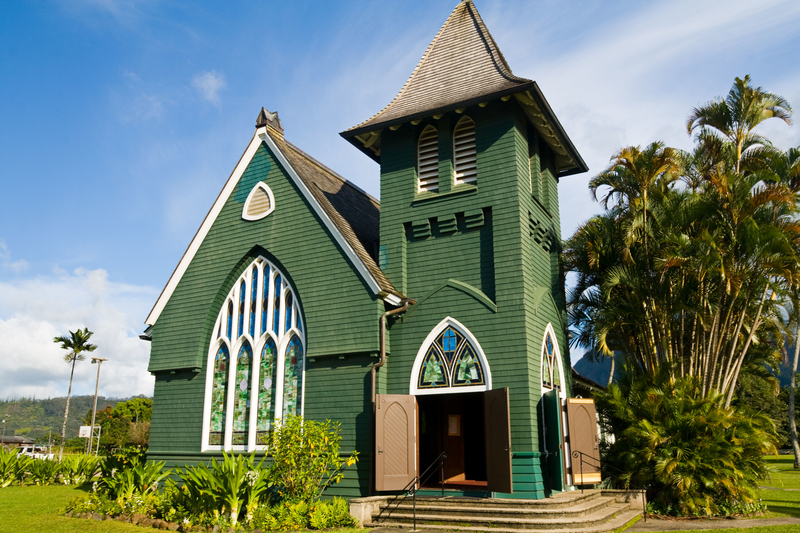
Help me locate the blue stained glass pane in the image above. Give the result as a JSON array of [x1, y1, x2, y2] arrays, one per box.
[[273, 275, 282, 333], [297, 313, 302, 333], [546, 334, 553, 355], [443, 329, 457, 352], [232, 342, 252, 445], [437, 327, 463, 366], [249, 268, 258, 338], [261, 266, 270, 335], [282, 336, 304, 417], [208, 344, 229, 445], [285, 292, 293, 332], [238, 281, 246, 338], [226, 301, 233, 340], [256, 338, 278, 440]]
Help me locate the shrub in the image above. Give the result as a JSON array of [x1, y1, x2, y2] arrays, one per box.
[[28, 458, 61, 485], [265, 415, 358, 502], [595, 367, 778, 516], [176, 451, 270, 526], [60, 454, 101, 485], [309, 497, 357, 529], [98, 458, 171, 501], [250, 499, 310, 531], [0, 448, 30, 487]]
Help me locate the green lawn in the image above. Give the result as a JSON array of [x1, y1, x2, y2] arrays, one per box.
[[762, 456, 800, 519], [0, 484, 141, 533]]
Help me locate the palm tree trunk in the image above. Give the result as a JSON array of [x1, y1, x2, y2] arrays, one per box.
[[607, 353, 615, 387], [59, 355, 77, 461], [790, 324, 800, 468]]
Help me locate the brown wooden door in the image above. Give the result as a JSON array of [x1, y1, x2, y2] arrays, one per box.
[[566, 398, 601, 485], [375, 394, 417, 491], [484, 388, 513, 493]]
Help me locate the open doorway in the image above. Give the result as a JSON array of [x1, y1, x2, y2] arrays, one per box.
[[417, 392, 487, 489]]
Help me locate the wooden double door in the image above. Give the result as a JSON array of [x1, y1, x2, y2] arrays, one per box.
[[375, 388, 512, 493]]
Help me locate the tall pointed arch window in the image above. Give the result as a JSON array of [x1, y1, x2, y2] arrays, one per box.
[[203, 256, 305, 451], [453, 116, 477, 185], [410, 317, 491, 395], [541, 324, 564, 393], [417, 125, 439, 192]]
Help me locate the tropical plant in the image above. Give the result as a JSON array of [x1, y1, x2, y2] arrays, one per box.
[[687, 74, 792, 172], [595, 366, 777, 516], [176, 451, 270, 526], [27, 457, 61, 485], [98, 458, 171, 501], [265, 415, 358, 502], [0, 448, 30, 487], [60, 454, 101, 485], [566, 76, 798, 407], [53, 328, 97, 461]]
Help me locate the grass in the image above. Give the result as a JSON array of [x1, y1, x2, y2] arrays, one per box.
[[0, 484, 141, 533], [762, 456, 800, 519], [647, 529, 800, 533], [0, 483, 369, 533]]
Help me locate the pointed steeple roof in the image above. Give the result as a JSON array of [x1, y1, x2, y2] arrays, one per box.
[[341, 0, 587, 177], [346, 0, 532, 133]]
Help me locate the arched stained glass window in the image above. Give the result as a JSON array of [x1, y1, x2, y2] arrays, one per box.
[[208, 344, 229, 446], [232, 341, 253, 445], [285, 292, 293, 332], [273, 275, 282, 334], [261, 266, 270, 336], [256, 338, 278, 441], [283, 335, 304, 418], [249, 267, 258, 338], [541, 328, 561, 391], [205, 257, 304, 451], [414, 319, 488, 393]]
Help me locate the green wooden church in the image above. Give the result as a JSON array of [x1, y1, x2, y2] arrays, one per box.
[[143, 0, 597, 500]]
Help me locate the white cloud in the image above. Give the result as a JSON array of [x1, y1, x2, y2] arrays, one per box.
[[192, 70, 227, 107], [0, 268, 158, 399], [0, 239, 29, 273]]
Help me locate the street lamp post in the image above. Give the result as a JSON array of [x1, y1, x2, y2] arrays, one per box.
[[88, 357, 108, 455]]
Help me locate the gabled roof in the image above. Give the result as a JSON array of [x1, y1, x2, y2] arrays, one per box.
[[345, 0, 532, 134], [145, 114, 402, 326], [341, 0, 588, 177]]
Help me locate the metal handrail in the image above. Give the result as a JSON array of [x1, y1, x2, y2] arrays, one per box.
[[571, 450, 647, 522], [374, 451, 447, 530]]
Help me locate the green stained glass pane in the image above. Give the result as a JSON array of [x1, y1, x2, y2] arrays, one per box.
[[208, 344, 229, 446], [418, 345, 448, 389], [452, 344, 484, 386], [256, 338, 278, 442], [232, 342, 253, 445], [282, 336, 304, 418]]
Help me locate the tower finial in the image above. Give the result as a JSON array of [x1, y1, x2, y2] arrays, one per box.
[[256, 107, 283, 134]]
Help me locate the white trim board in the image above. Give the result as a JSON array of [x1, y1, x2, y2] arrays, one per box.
[[145, 128, 390, 326]]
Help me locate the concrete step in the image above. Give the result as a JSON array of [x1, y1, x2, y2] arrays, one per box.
[[369, 502, 628, 530], [366, 507, 642, 533], [401, 490, 603, 510], [374, 496, 616, 520]]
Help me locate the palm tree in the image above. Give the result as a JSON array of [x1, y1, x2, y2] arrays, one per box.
[[54, 328, 97, 460], [686, 75, 792, 173]]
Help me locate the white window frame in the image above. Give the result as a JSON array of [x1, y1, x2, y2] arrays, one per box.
[[242, 182, 276, 221], [409, 316, 492, 395], [201, 256, 305, 452], [539, 322, 567, 399]]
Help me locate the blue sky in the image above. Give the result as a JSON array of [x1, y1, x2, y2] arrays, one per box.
[[1, 0, 799, 399]]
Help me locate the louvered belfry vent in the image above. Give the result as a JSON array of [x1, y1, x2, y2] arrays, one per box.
[[417, 125, 440, 192], [453, 116, 477, 185]]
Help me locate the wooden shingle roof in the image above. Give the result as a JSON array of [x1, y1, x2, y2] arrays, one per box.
[[345, 0, 532, 134]]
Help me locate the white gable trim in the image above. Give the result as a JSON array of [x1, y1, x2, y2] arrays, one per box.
[[145, 128, 387, 326]]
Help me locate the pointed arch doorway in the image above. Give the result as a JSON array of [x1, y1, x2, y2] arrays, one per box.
[[376, 317, 512, 494]]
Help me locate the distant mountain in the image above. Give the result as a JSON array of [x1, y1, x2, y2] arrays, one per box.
[[0, 395, 150, 443], [573, 352, 622, 387]]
